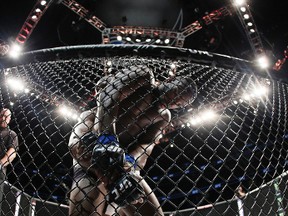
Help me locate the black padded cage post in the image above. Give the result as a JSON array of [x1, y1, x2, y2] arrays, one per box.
[[0, 44, 287, 215]]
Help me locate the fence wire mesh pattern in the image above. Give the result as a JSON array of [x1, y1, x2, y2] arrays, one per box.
[[0, 45, 287, 216]]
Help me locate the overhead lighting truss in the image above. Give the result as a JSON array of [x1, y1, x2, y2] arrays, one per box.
[[61, 0, 107, 32], [181, 6, 232, 37], [233, 1, 265, 57], [103, 6, 232, 47], [12, 0, 233, 48], [102, 26, 182, 46], [15, 0, 54, 45], [12, 0, 265, 53]]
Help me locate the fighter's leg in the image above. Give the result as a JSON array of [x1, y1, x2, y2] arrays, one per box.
[[69, 176, 107, 216]]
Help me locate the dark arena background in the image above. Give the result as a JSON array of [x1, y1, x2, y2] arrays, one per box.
[[0, 0, 288, 216]]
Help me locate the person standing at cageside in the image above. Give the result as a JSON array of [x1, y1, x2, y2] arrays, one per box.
[[0, 108, 19, 215]]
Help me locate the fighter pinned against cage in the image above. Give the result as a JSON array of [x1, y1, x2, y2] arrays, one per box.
[[68, 65, 197, 216]]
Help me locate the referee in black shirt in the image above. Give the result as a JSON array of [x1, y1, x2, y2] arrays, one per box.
[[0, 108, 18, 215]]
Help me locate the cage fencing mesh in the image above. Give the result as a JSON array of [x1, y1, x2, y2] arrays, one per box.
[[0, 45, 287, 216]]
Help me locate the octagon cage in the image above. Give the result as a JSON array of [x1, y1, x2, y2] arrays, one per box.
[[0, 45, 288, 216]]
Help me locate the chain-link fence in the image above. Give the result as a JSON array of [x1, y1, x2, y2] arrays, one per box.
[[0, 45, 287, 215]]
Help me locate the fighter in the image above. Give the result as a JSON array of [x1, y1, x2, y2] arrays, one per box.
[[68, 65, 197, 215]]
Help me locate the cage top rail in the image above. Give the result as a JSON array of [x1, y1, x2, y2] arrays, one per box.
[[2, 44, 286, 83], [2, 44, 254, 70]]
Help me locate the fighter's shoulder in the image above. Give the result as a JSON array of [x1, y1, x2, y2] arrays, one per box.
[[7, 128, 18, 138], [79, 110, 96, 121], [10, 129, 17, 136]]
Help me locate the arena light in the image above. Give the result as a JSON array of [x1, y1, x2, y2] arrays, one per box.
[[106, 60, 112, 66], [256, 55, 270, 69], [116, 35, 122, 41], [146, 38, 152, 43], [6, 77, 25, 92], [58, 105, 79, 121], [251, 85, 269, 98], [234, 0, 246, 6], [240, 7, 246, 12], [8, 43, 22, 58], [32, 15, 38, 20], [40, 0, 47, 6], [168, 70, 175, 77], [189, 109, 218, 126], [170, 63, 176, 70], [243, 14, 249, 19], [202, 109, 217, 120], [155, 39, 161, 44], [240, 84, 269, 102], [247, 22, 253, 26], [190, 117, 201, 126], [24, 88, 30, 93]]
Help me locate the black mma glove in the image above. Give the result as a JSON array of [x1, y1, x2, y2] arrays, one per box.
[[91, 133, 125, 174], [91, 134, 144, 206], [107, 173, 144, 207], [107, 154, 144, 206]]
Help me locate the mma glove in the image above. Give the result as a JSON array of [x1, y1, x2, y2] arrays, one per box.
[[91, 133, 144, 206], [92, 133, 125, 172], [107, 172, 144, 207]]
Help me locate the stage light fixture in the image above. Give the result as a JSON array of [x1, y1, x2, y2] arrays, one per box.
[[9, 43, 22, 58], [252, 85, 269, 97], [170, 63, 176, 69], [164, 39, 170, 44], [58, 105, 79, 121], [243, 14, 249, 19], [145, 38, 152, 43], [189, 109, 218, 126], [247, 22, 253, 26], [32, 15, 38, 20], [116, 35, 122, 41], [155, 39, 161, 44], [256, 55, 270, 69], [40, 0, 47, 6], [234, 0, 246, 6], [6, 77, 25, 92], [240, 7, 246, 12], [106, 60, 112, 66]]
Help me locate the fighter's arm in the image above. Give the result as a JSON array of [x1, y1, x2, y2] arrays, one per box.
[[0, 147, 17, 168], [68, 110, 96, 168], [100, 65, 155, 104], [95, 65, 156, 133], [0, 130, 18, 170]]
